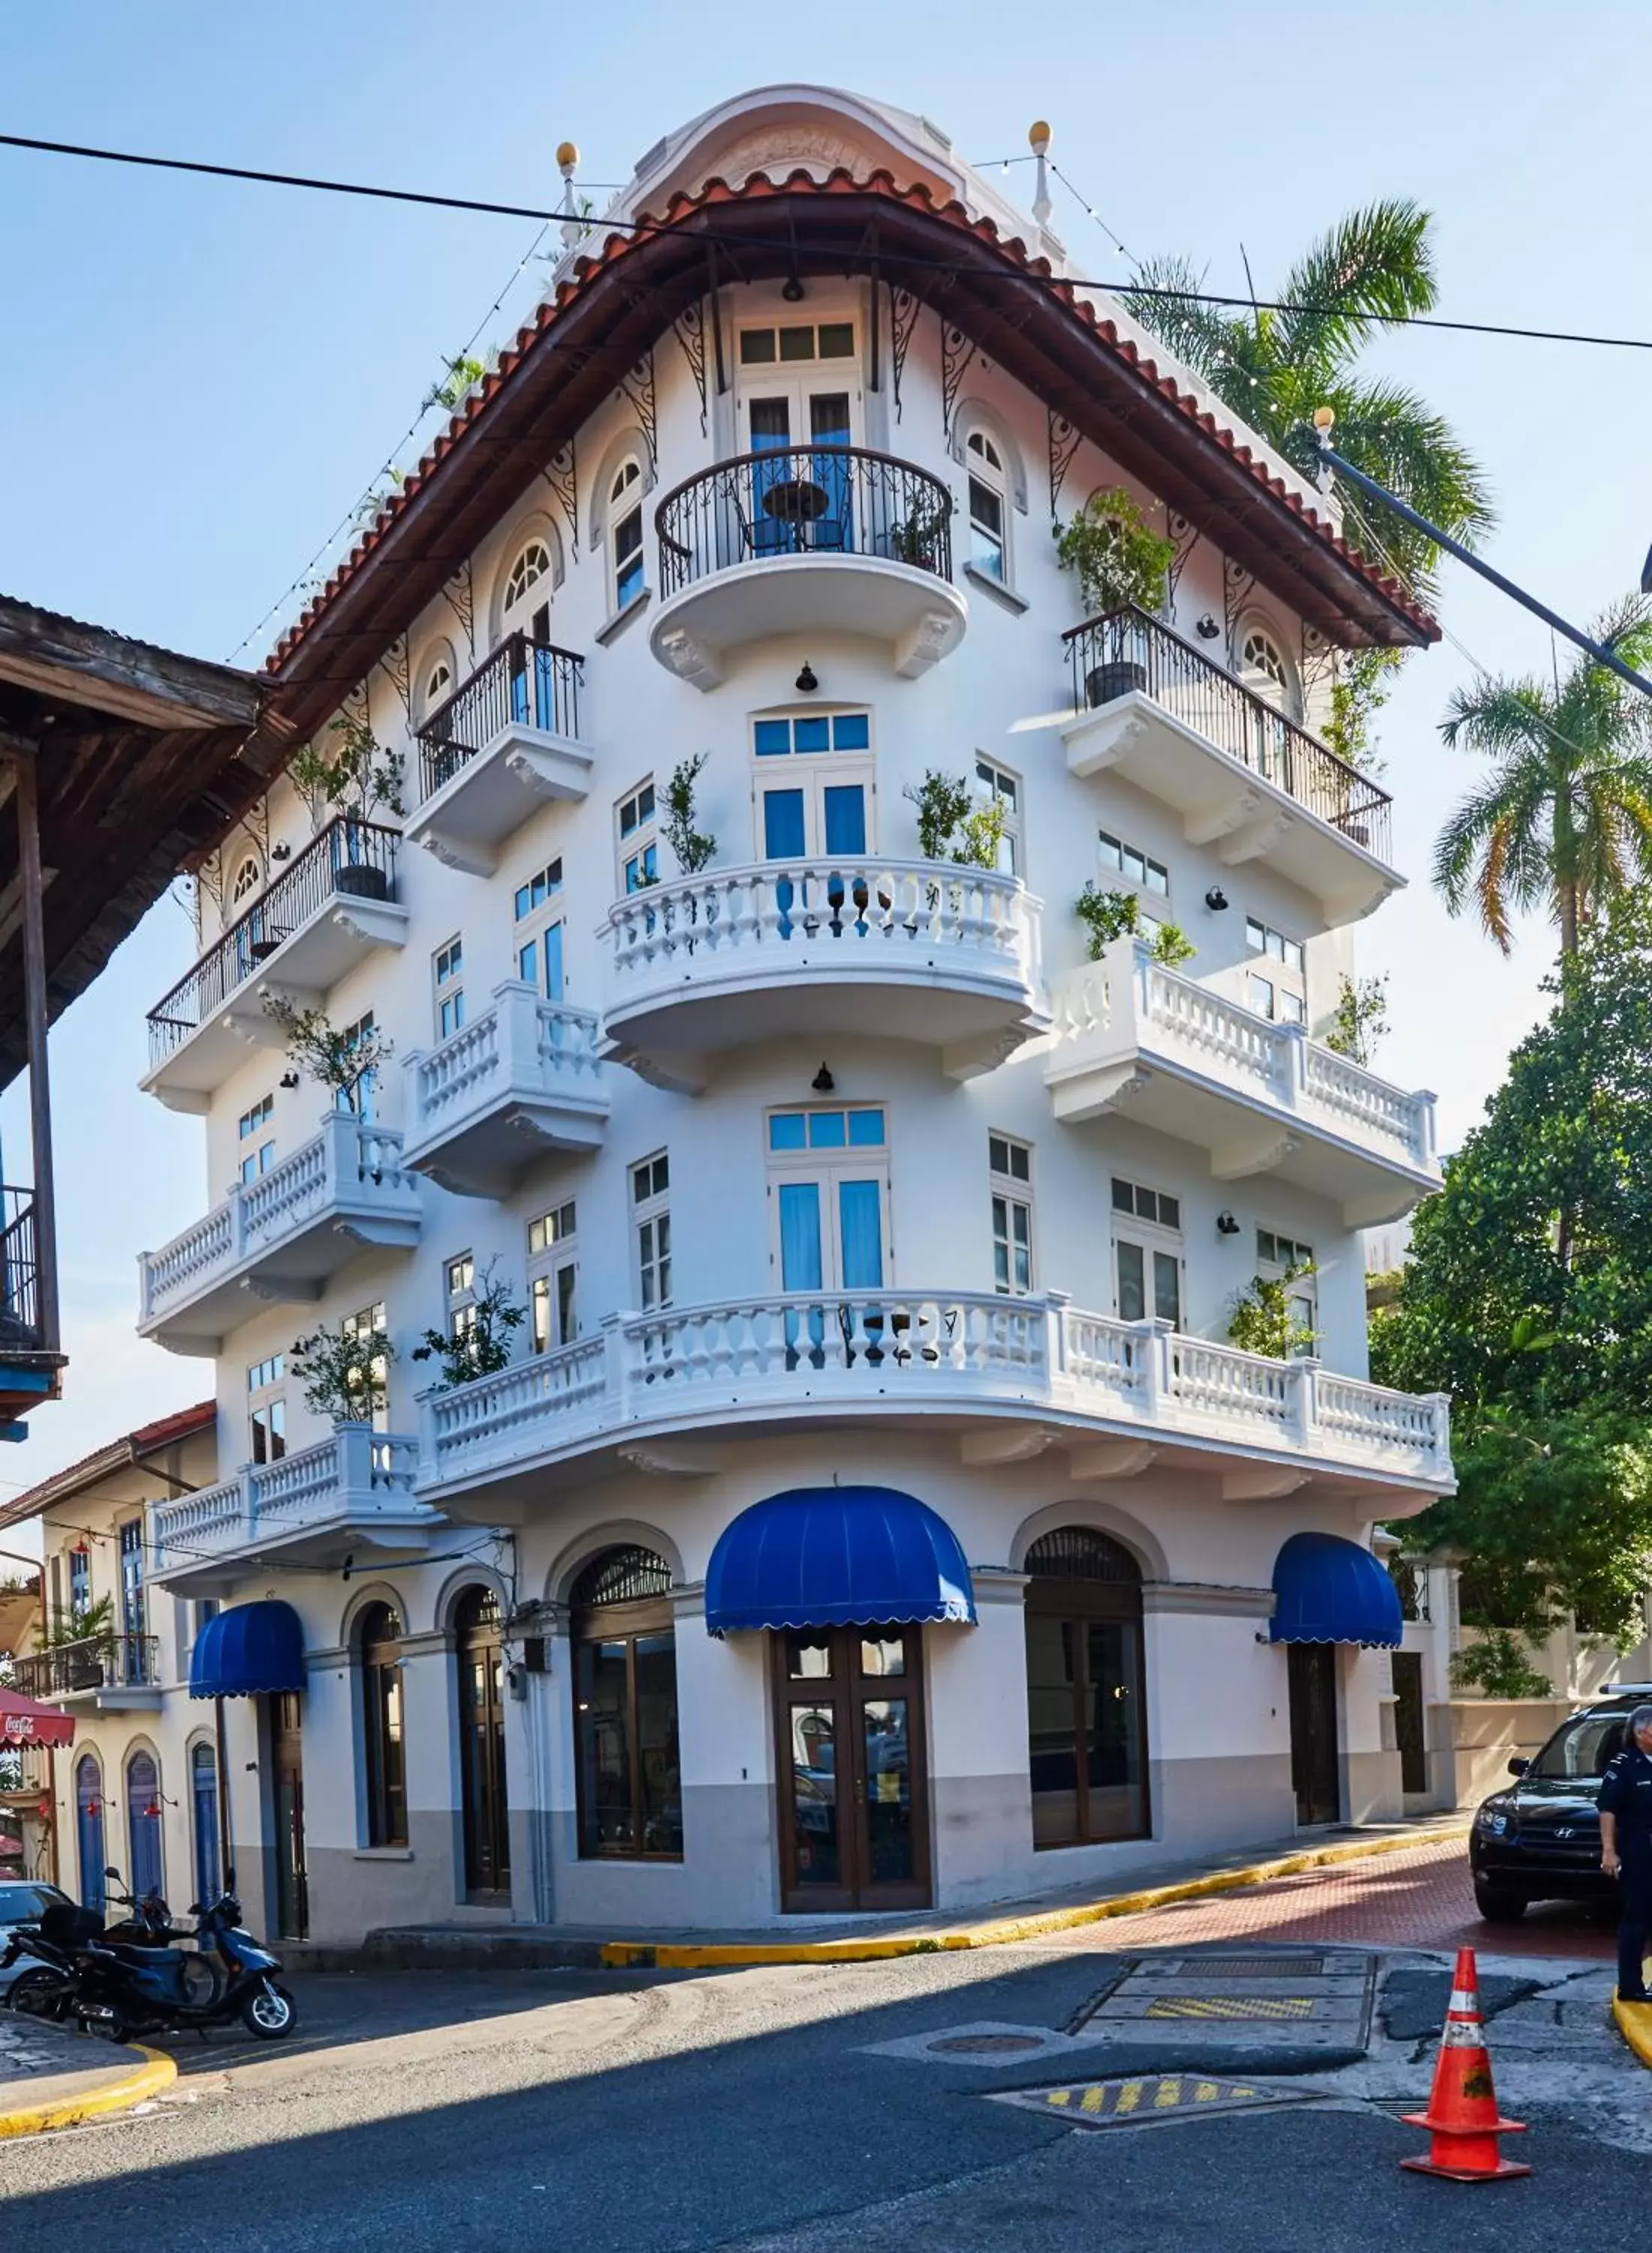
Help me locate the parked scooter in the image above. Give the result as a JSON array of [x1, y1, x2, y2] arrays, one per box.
[[68, 1866, 297, 2043]]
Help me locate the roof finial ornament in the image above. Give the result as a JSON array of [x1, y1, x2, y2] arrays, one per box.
[[557, 140, 582, 252], [1029, 120, 1053, 231]]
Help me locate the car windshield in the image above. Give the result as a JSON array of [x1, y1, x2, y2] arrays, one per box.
[[0, 1884, 63, 1924], [1529, 1712, 1630, 1781]]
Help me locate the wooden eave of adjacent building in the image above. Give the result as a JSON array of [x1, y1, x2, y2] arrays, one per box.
[[0, 598, 282, 1089], [260, 167, 1438, 756]]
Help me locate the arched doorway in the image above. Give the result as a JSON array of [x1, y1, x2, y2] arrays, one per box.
[[191, 1742, 221, 1907], [569, 1546, 681, 1862], [1023, 1527, 1149, 1847], [74, 1754, 105, 1915], [126, 1750, 163, 1898], [455, 1586, 509, 1897]]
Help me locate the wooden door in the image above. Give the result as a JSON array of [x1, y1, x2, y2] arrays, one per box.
[[1287, 1643, 1341, 1826], [1392, 1651, 1427, 1796], [773, 1627, 929, 1913], [457, 1588, 511, 1897], [270, 1691, 309, 1941]]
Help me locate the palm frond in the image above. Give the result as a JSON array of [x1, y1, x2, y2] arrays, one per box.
[[1276, 200, 1437, 371]]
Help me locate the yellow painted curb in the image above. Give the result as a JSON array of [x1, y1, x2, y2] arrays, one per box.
[[0, 2042, 176, 2140], [601, 1821, 1473, 1970], [1612, 1995, 1652, 2067]]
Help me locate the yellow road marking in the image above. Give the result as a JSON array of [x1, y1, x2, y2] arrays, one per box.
[[1081, 2086, 1107, 2113], [1114, 2080, 1143, 2113], [1046, 2088, 1071, 2107], [1144, 1995, 1314, 2020], [1194, 2082, 1222, 2103], [1155, 2078, 1183, 2108]]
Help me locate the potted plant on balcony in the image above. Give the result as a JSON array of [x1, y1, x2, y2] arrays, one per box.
[[262, 996, 393, 1117], [888, 492, 952, 570], [290, 1320, 396, 1427], [1055, 489, 1174, 706], [287, 713, 405, 900], [663, 754, 717, 875], [1074, 883, 1195, 967], [411, 1260, 526, 1387]]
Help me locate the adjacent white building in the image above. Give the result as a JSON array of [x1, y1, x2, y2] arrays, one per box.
[[32, 87, 1461, 1944]]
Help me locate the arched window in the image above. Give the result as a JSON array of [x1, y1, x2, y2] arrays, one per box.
[[357, 1601, 408, 1848], [503, 538, 552, 615], [191, 1741, 221, 1908], [609, 460, 646, 614], [571, 1545, 680, 1861], [424, 657, 453, 714], [126, 1748, 163, 1899], [1239, 622, 1300, 720], [454, 1586, 509, 1897], [74, 1754, 105, 1917], [1023, 1528, 1148, 1848], [966, 428, 1008, 584], [231, 854, 262, 906]]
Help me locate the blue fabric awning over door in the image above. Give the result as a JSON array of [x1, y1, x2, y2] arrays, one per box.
[[705, 1488, 977, 1636], [188, 1600, 307, 1698], [1268, 1532, 1403, 1649]]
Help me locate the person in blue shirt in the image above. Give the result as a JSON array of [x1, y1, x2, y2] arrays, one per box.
[[1598, 1705, 1652, 2004]]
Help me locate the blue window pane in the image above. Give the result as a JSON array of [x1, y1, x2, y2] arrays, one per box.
[[808, 1111, 846, 1148], [823, 786, 867, 855], [764, 789, 807, 858], [518, 940, 537, 983], [839, 1180, 885, 1289], [514, 885, 530, 920], [832, 713, 870, 751], [769, 1113, 809, 1151], [778, 1183, 823, 1291], [847, 1109, 885, 1147], [543, 922, 564, 1003], [793, 716, 831, 753], [754, 719, 792, 756]]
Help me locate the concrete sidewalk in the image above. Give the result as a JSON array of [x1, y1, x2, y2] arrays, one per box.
[[0, 2016, 175, 2139], [318, 1811, 1470, 1976]]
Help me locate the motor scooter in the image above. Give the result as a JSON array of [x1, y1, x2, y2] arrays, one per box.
[[64, 1867, 297, 2043]]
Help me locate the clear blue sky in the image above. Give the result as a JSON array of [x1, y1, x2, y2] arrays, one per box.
[[3, 0, 1647, 1497]]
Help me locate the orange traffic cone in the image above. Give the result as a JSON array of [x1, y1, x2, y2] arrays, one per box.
[[1400, 1947, 1530, 2182]]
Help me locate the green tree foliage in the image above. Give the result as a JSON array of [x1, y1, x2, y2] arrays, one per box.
[[1322, 973, 1389, 1065], [905, 771, 1006, 869], [1435, 595, 1652, 955], [1372, 900, 1652, 1641], [1227, 1269, 1316, 1360]]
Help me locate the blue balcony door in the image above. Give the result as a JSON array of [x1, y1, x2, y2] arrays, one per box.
[[119, 1519, 146, 1654], [740, 382, 857, 557]]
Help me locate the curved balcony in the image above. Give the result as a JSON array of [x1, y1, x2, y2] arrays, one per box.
[[406, 633, 589, 876], [599, 858, 1046, 1090], [650, 446, 967, 689], [402, 982, 608, 1199], [414, 1290, 1453, 1510]]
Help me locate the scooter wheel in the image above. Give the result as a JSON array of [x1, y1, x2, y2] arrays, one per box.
[[6, 1969, 71, 2022], [241, 1980, 297, 2039]]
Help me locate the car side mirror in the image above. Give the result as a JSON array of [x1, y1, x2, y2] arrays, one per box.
[[1507, 1757, 1530, 1778]]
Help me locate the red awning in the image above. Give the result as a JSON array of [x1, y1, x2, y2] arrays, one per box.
[[0, 1689, 74, 1748]]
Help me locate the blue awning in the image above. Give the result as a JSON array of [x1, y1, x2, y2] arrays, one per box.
[[1269, 1532, 1402, 1649], [188, 1600, 307, 1698], [705, 1488, 977, 1636]]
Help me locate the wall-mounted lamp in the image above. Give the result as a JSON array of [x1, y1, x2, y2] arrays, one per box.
[[271, 841, 293, 862], [279, 1070, 300, 1090], [1204, 886, 1229, 912], [812, 1063, 835, 1093], [782, 275, 806, 304], [1216, 1210, 1241, 1237], [1195, 614, 1220, 641], [795, 662, 818, 694]]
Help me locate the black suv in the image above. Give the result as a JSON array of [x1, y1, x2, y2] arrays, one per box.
[[1469, 1688, 1652, 1921]]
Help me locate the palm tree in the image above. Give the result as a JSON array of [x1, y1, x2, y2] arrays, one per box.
[[1124, 202, 1493, 602], [1434, 596, 1652, 955], [1123, 204, 1494, 765]]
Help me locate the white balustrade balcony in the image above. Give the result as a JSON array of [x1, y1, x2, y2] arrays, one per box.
[[402, 982, 609, 1199], [138, 1113, 424, 1356], [600, 858, 1048, 1091], [149, 1425, 440, 1592], [1045, 940, 1439, 1226], [415, 1289, 1452, 1510]]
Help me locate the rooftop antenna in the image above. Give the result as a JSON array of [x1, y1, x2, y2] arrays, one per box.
[[557, 140, 581, 252], [1029, 120, 1053, 231]]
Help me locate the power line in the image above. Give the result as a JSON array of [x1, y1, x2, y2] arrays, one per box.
[[5, 128, 1652, 355]]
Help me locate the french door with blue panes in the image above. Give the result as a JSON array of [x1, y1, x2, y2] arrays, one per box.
[[768, 1107, 889, 1365], [119, 1519, 146, 1677], [509, 602, 557, 731], [737, 318, 858, 556], [514, 857, 565, 1003], [754, 711, 873, 935]]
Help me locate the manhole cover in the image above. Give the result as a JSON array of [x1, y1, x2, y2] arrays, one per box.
[[992, 2074, 1320, 2131], [930, 2033, 1048, 2055]]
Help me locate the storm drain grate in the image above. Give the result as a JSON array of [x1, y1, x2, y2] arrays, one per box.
[[1163, 1956, 1328, 1979]]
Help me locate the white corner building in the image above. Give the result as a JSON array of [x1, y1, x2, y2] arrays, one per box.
[[24, 87, 1458, 1945]]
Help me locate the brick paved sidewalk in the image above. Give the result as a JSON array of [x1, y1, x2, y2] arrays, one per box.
[[1024, 1832, 1616, 1959]]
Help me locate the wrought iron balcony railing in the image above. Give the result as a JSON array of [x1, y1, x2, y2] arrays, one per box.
[[0, 1187, 45, 1353], [415, 632, 585, 801], [12, 1633, 159, 1700], [1063, 607, 1394, 862], [656, 445, 954, 598], [147, 816, 401, 1066]]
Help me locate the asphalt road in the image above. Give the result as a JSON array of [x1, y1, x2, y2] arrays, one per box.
[[0, 1911, 1645, 2252]]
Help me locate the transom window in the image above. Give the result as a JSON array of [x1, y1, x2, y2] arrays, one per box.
[[618, 782, 658, 893], [974, 760, 1021, 876], [528, 1200, 578, 1353], [231, 854, 262, 904], [237, 1094, 274, 1186], [1259, 1228, 1313, 1270], [610, 461, 645, 611], [753, 711, 870, 757], [1111, 1177, 1182, 1327], [738, 321, 855, 365], [632, 1153, 671, 1310], [966, 429, 1007, 582], [989, 1134, 1033, 1296], [433, 936, 465, 1039], [768, 1107, 886, 1153], [424, 659, 452, 711], [1097, 829, 1170, 897], [514, 858, 565, 1003], [504, 539, 552, 613], [1111, 1178, 1180, 1231]]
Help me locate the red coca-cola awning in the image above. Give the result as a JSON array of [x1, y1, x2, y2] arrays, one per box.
[[0, 1690, 74, 1748]]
